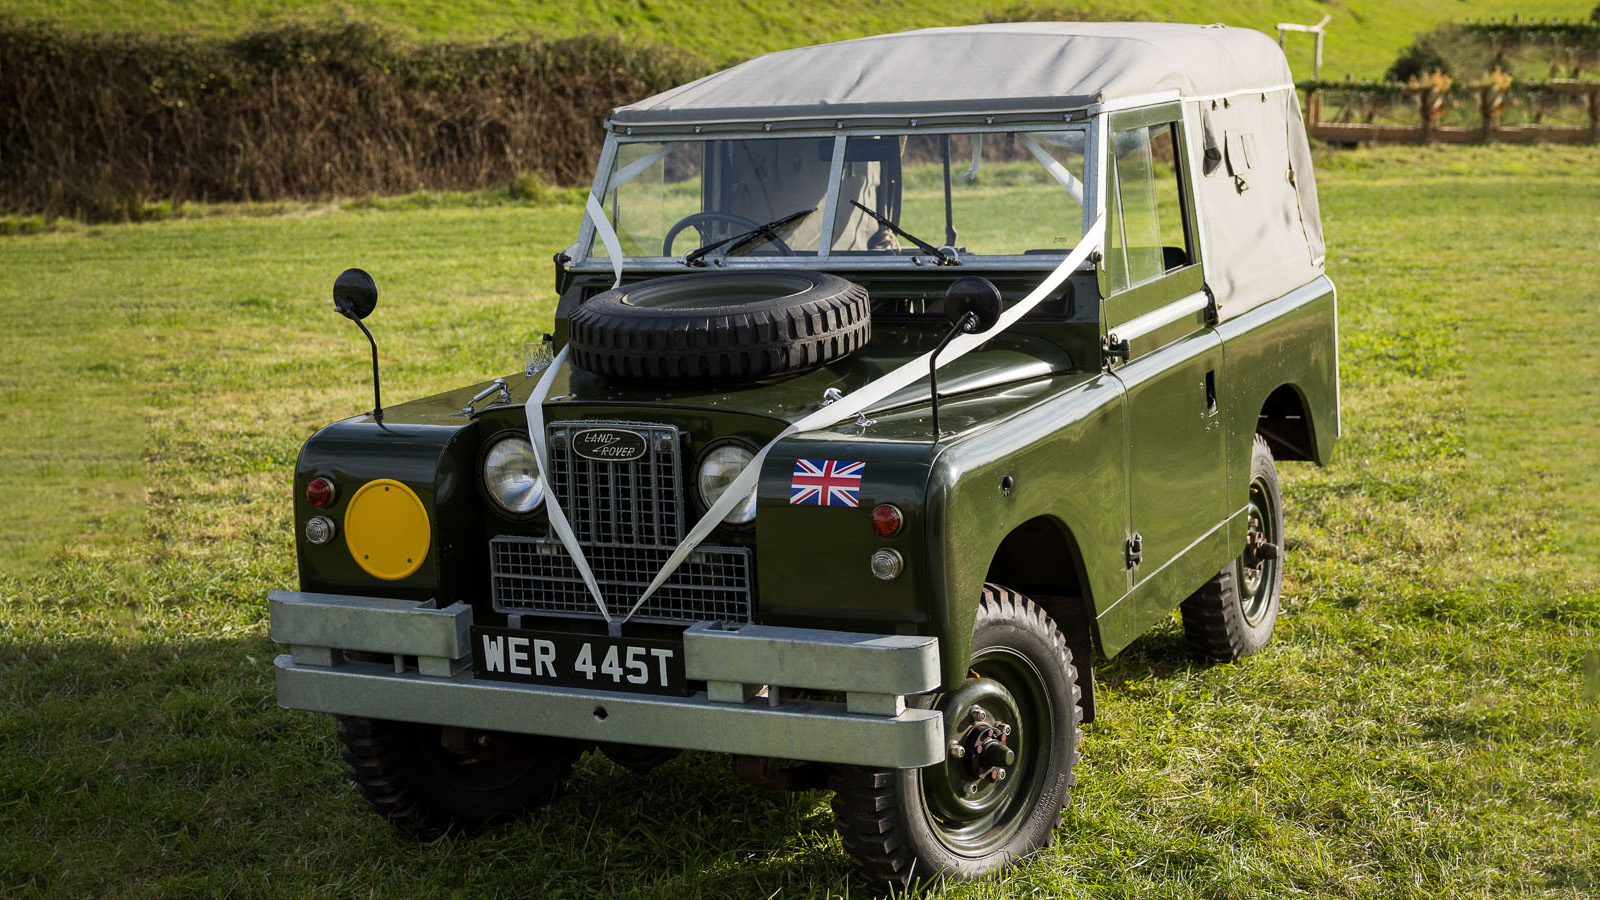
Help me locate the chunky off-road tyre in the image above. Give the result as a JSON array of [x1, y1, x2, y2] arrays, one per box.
[[567, 270, 871, 383], [1180, 435, 1284, 661], [830, 585, 1082, 888], [336, 716, 577, 839]]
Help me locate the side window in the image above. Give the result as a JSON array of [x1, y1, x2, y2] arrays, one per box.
[[1105, 123, 1191, 294]]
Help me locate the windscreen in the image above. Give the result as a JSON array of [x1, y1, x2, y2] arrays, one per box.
[[587, 128, 1089, 264]]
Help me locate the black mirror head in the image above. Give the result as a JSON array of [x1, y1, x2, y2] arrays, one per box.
[[944, 276, 1002, 333], [333, 268, 378, 320]]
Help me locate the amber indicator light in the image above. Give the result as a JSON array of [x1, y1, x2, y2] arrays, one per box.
[[306, 477, 337, 508], [871, 504, 903, 537]]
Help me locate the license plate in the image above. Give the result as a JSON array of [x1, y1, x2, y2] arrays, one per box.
[[471, 626, 687, 696]]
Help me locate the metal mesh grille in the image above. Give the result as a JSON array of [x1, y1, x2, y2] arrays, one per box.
[[490, 535, 754, 625], [547, 421, 682, 547], [488, 419, 754, 625]]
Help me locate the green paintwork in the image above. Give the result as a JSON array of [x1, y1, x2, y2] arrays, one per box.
[[288, 107, 1340, 701]]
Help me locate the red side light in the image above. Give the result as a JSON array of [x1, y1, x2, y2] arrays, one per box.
[[871, 504, 903, 537], [306, 477, 336, 508]]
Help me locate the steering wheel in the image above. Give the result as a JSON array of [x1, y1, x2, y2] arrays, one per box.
[[663, 212, 796, 257]]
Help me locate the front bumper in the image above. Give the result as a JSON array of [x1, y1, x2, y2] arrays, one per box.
[[269, 591, 944, 768]]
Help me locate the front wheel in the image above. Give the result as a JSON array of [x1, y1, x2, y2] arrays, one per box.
[[336, 716, 578, 839], [830, 585, 1082, 888]]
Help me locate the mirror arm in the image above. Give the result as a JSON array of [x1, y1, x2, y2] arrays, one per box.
[[929, 310, 978, 440], [352, 315, 383, 424]]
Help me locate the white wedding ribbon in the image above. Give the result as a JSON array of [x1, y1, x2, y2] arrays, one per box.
[[522, 345, 611, 624], [584, 142, 682, 289], [1020, 135, 1086, 207], [617, 215, 1107, 623], [585, 192, 626, 290], [526, 218, 1106, 629]]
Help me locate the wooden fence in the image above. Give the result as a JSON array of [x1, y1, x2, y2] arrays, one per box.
[[1301, 79, 1600, 144]]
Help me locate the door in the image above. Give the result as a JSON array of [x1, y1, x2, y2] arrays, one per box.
[[1100, 110, 1227, 586]]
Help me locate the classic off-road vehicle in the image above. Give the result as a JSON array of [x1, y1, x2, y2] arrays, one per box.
[[271, 23, 1337, 886]]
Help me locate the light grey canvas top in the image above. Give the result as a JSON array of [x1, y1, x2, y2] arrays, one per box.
[[611, 23, 1293, 128]]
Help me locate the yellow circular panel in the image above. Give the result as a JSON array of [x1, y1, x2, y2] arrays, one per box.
[[345, 479, 431, 581]]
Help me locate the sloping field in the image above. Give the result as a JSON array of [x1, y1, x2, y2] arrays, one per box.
[[1, 145, 1597, 897], [1, 0, 1594, 77]]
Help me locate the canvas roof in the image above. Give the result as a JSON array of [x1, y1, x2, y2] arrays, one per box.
[[610, 23, 1294, 130]]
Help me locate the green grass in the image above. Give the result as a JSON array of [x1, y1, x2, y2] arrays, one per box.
[[1, 0, 1595, 78], [3, 143, 1599, 897]]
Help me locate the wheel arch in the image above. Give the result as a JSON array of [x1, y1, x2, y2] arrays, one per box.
[[1256, 381, 1324, 464], [982, 515, 1101, 723]]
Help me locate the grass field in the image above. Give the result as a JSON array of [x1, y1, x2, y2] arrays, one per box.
[[1, 0, 1595, 78], [2, 144, 1599, 897]]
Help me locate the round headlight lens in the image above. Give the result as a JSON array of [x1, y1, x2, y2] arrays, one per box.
[[698, 444, 758, 525], [484, 435, 545, 515]]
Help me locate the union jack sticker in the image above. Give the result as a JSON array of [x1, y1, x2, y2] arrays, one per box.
[[789, 459, 865, 507]]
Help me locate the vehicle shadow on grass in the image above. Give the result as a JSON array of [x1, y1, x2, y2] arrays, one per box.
[[0, 633, 864, 898], [1090, 619, 1207, 692]]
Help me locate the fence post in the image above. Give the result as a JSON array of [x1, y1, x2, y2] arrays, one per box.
[[1589, 87, 1600, 143], [1418, 87, 1434, 142], [1479, 85, 1502, 143]]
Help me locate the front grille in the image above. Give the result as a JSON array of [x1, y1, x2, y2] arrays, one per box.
[[487, 419, 755, 625], [547, 420, 682, 547], [490, 535, 754, 625]]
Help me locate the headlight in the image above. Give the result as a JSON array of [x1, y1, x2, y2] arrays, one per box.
[[697, 443, 758, 525], [483, 435, 545, 515]]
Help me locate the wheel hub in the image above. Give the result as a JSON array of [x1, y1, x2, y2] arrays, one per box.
[[928, 677, 1023, 816], [953, 717, 1015, 792], [1238, 481, 1280, 624]]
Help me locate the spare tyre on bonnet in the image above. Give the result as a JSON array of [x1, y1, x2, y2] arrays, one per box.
[[567, 270, 872, 382], [269, 21, 1340, 889]]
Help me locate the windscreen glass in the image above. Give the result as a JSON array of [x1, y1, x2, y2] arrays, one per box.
[[588, 128, 1089, 263], [593, 139, 828, 260]]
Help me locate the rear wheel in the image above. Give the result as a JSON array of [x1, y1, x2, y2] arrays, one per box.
[[1181, 434, 1284, 661], [336, 716, 578, 838], [830, 585, 1081, 888]]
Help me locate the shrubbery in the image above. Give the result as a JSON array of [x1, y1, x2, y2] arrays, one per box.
[[0, 19, 710, 220]]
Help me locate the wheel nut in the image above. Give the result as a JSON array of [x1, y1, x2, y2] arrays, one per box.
[[949, 742, 966, 759]]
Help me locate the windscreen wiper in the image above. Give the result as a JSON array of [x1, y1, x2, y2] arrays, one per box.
[[684, 208, 816, 266], [849, 200, 959, 265]]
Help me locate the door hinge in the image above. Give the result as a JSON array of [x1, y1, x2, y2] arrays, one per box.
[[1104, 335, 1130, 362], [1125, 533, 1143, 569]]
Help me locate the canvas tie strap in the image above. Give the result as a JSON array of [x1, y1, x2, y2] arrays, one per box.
[[526, 219, 1106, 630]]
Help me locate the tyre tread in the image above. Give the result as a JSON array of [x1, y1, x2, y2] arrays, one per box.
[[830, 585, 1082, 889]]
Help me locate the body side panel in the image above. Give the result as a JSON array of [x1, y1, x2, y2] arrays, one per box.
[[927, 373, 1128, 686], [1215, 275, 1340, 512]]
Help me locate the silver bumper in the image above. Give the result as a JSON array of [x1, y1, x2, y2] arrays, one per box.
[[269, 591, 944, 768]]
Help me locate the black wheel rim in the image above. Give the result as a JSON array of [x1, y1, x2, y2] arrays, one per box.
[[917, 647, 1054, 856], [1239, 477, 1279, 626]]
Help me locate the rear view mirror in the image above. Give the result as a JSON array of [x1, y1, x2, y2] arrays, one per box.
[[333, 268, 378, 320], [944, 277, 1002, 333]]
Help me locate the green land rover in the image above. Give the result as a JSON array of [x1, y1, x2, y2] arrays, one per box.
[[270, 23, 1339, 886]]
